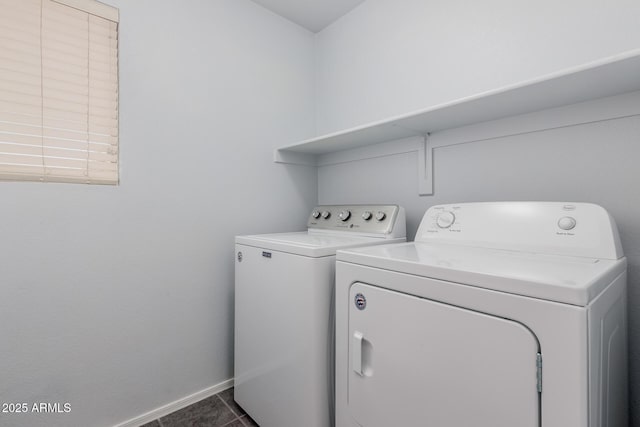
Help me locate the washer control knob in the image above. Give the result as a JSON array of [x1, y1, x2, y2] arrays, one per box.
[[311, 210, 321, 219], [436, 211, 456, 228], [321, 211, 331, 220], [362, 211, 373, 221], [558, 216, 576, 230], [339, 210, 351, 222], [375, 211, 386, 221]]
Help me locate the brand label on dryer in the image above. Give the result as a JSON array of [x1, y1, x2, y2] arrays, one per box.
[[262, 251, 272, 258], [354, 293, 367, 310]]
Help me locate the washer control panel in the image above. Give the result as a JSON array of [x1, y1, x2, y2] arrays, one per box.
[[415, 202, 622, 260], [307, 205, 400, 235]]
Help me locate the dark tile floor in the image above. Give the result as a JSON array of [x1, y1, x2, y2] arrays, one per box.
[[140, 388, 258, 427]]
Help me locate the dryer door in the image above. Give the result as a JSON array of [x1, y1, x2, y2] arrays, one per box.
[[348, 282, 540, 427]]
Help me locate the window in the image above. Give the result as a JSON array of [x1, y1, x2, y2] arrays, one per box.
[[0, 0, 119, 184]]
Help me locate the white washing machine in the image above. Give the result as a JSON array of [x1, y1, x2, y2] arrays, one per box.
[[335, 202, 627, 427], [234, 205, 406, 427]]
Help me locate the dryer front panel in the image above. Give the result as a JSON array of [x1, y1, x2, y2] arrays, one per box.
[[348, 282, 540, 427]]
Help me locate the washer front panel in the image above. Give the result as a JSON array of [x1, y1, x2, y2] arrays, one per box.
[[234, 244, 334, 427]]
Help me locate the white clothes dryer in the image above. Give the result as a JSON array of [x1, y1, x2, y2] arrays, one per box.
[[235, 205, 406, 427], [335, 202, 627, 427]]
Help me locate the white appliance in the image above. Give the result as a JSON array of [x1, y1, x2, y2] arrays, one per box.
[[335, 202, 627, 427], [235, 205, 406, 427]]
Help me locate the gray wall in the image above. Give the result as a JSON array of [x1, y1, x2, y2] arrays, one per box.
[[315, 0, 640, 134], [0, 1, 316, 426], [315, 0, 640, 423]]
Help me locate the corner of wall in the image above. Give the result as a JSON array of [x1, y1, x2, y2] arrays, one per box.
[[312, 32, 320, 138]]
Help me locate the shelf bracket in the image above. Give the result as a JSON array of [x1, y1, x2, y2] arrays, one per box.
[[418, 134, 433, 195]]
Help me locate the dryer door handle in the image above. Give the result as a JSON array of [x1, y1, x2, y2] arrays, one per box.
[[353, 331, 364, 376]]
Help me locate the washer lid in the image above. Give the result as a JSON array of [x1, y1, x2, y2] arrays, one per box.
[[236, 232, 403, 258], [337, 242, 626, 306]]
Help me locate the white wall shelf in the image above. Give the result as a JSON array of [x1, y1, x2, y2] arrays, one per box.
[[274, 49, 640, 195]]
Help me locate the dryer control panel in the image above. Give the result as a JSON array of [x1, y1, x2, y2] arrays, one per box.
[[415, 202, 623, 260], [307, 205, 405, 237]]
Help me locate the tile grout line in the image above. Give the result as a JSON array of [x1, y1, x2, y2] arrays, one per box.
[[217, 392, 252, 426], [145, 392, 243, 427], [217, 394, 243, 418], [218, 393, 251, 425], [220, 416, 243, 427], [239, 415, 253, 427]]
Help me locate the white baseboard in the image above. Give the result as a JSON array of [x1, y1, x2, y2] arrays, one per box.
[[113, 378, 234, 427]]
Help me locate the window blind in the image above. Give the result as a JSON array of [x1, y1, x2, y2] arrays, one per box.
[[0, 0, 119, 184]]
